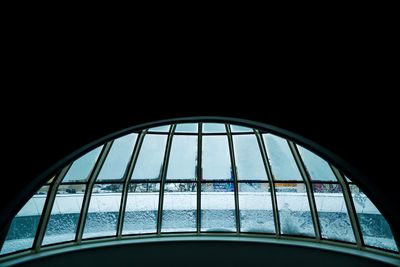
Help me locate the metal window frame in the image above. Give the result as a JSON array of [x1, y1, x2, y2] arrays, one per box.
[[117, 131, 146, 237], [32, 165, 71, 251], [225, 124, 241, 234], [156, 125, 176, 235], [255, 130, 281, 237], [2, 121, 400, 261], [75, 142, 113, 244], [288, 141, 321, 240], [330, 165, 363, 248]]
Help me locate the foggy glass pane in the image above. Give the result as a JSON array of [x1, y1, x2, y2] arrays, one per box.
[[97, 134, 137, 181], [1, 186, 49, 255], [230, 125, 253, 132], [263, 134, 302, 181], [82, 184, 123, 239], [239, 183, 274, 233], [63, 146, 103, 182], [202, 136, 232, 180], [175, 123, 198, 133], [123, 183, 160, 235], [233, 135, 267, 181], [148, 125, 170, 132], [297, 146, 337, 181], [166, 136, 197, 180], [131, 134, 167, 180], [312, 184, 355, 242], [350, 185, 398, 251], [162, 183, 197, 232], [275, 183, 315, 237], [202, 123, 226, 133], [43, 185, 86, 245], [201, 183, 236, 232]]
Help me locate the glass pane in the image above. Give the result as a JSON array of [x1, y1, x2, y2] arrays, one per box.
[[239, 183, 274, 233], [263, 134, 303, 181], [233, 135, 267, 181], [63, 146, 103, 182], [131, 134, 167, 180], [166, 135, 197, 180], [82, 184, 123, 239], [312, 184, 355, 242], [175, 123, 198, 133], [297, 146, 337, 181], [148, 125, 170, 132], [230, 125, 253, 132], [202, 136, 232, 180], [201, 183, 236, 232], [275, 183, 315, 237], [97, 134, 137, 181], [350, 185, 398, 251], [123, 183, 160, 235], [42, 185, 86, 245], [202, 123, 226, 133], [162, 183, 197, 232], [1, 186, 49, 255]]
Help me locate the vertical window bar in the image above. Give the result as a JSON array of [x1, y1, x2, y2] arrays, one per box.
[[255, 130, 280, 237], [75, 142, 113, 244], [197, 123, 202, 235], [156, 125, 176, 235], [288, 141, 321, 240], [117, 131, 146, 237], [330, 165, 364, 249], [226, 124, 240, 234], [33, 165, 71, 251]]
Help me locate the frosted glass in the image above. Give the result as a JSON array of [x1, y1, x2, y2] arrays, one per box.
[[239, 183, 274, 233], [97, 134, 137, 181], [233, 135, 267, 181], [1, 186, 49, 255], [63, 146, 103, 182], [263, 134, 302, 181], [202, 123, 226, 133], [275, 183, 315, 237], [312, 183, 355, 242], [175, 123, 198, 133], [162, 183, 197, 232], [82, 184, 123, 239], [202, 136, 232, 180], [298, 146, 337, 181], [166, 136, 197, 180], [43, 185, 86, 245], [123, 183, 160, 235], [201, 183, 236, 232], [131, 134, 167, 180]]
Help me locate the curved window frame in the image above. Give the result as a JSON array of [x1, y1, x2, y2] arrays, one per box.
[[0, 118, 399, 264]]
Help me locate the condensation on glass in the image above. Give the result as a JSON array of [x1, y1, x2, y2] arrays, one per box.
[[239, 183, 274, 233], [202, 135, 232, 180], [43, 184, 86, 245], [63, 146, 103, 182], [123, 183, 160, 235], [275, 183, 315, 237], [162, 183, 197, 232], [131, 134, 167, 180], [97, 134, 137, 181], [312, 183, 355, 243], [1, 186, 49, 255], [350, 185, 398, 252], [263, 134, 303, 181], [166, 135, 197, 180], [82, 184, 123, 239], [201, 183, 236, 232], [233, 135, 267, 181]]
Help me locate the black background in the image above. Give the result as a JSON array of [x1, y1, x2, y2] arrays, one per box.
[[1, 24, 399, 243]]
